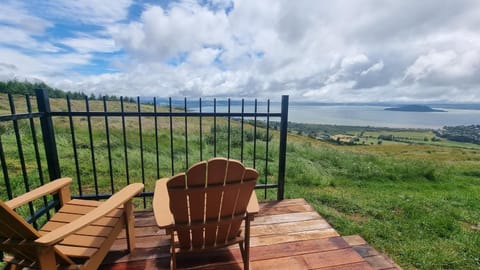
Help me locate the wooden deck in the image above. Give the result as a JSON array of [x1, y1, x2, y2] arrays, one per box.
[[100, 199, 384, 270]]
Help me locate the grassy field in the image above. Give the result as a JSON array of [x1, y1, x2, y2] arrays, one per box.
[[284, 134, 480, 269], [1, 95, 479, 269], [289, 121, 480, 150]]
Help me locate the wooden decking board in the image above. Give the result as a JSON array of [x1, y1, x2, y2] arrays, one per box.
[[101, 199, 377, 270], [314, 261, 374, 270], [364, 256, 395, 269], [250, 218, 334, 236], [302, 248, 365, 268], [250, 229, 339, 247], [253, 211, 321, 225], [256, 203, 316, 216], [344, 235, 402, 270], [247, 248, 365, 270]]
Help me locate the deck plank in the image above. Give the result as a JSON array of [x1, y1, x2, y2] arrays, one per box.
[[100, 199, 375, 270]]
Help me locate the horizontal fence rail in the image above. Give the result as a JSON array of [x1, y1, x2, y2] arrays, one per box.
[[0, 89, 288, 226]]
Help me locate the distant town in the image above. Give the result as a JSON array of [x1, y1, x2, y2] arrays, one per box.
[[434, 125, 480, 144], [286, 122, 480, 146]]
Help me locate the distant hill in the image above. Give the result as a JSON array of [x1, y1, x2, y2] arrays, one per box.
[[385, 105, 446, 112]]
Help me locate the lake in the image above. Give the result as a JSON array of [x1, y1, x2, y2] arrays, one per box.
[[288, 105, 480, 129], [195, 103, 480, 129]]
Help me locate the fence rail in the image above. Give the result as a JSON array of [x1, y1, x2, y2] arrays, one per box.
[[0, 89, 288, 227]]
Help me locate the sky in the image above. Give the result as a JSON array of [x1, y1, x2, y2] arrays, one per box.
[[1, 0, 480, 103]]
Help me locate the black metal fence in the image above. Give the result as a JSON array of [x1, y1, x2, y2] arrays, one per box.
[[0, 89, 288, 227]]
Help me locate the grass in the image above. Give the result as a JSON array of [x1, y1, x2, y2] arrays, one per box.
[[1, 94, 480, 269], [284, 136, 480, 269]]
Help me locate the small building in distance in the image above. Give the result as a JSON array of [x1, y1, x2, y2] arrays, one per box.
[[330, 134, 357, 144]]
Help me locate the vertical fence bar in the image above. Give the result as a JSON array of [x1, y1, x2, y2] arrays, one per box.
[[35, 88, 61, 181], [277, 95, 289, 200], [169, 98, 174, 175], [227, 99, 231, 159], [253, 99, 257, 168], [154, 97, 160, 179], [264, 100, 270, 199], [66, 96, 82, 196], [85, 97, 99, 199], [103, 97, 114, 193], [213, 98, 217, 157], [120, 97, 130, 185], [0, 136, 12, 200], [0, 136, 8, 261], [184, 97, 188, 169], [137, 97, 146, 207], [241, 99, 244, 163], [199, 98, 203, 161], [26, 95, 50, 219], [9, 94, 37, 228]]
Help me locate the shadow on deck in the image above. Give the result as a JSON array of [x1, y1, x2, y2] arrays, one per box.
[[101, 199, 400, 270]]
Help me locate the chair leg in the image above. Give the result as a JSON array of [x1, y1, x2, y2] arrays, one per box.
[[170, 231, 176, 270], [244, 216, 251, 270], [124, 200, 136, 252], [239, 241, 246, 262], [37, 246, 57, 270]]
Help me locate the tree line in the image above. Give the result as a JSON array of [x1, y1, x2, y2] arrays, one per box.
[[0, 80, 86, 99], [0, 80, 136, 102]]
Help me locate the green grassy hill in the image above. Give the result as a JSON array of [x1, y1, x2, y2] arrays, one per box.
[[285, 134, 480, 269]]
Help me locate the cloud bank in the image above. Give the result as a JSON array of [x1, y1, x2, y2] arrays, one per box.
[[1, 0, 480, 102]]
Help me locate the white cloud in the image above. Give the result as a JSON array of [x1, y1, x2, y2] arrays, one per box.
[[61, 36, 118, 54], [0, 25, 60, 53], [303, 81, 357, 100], [341, 54, 369, 69], [114, 3, 229, 62], [404, 50, 457, 82], [186, 48, 222, 67], [42, 0, 132, 25], [0, 1, 52, 33], [361, 61, 384, 76], [0, 48, 91, 80], [403, 49, 480, 86]]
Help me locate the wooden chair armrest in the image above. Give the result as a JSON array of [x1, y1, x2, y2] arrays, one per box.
[[246, 192, 259, 215], [35, 183, 144, 246], [153, 178, 175, 228], [5, 178, 72, 209]]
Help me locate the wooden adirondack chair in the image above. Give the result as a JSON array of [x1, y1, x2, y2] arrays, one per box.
[[0, 177, 144, 270], [153, 158, 259, 270]]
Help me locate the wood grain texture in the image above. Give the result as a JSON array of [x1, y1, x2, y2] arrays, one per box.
[[100, 199, 375, 270], [4, 177, 72, 209], [1, 182, 143, 270], [155, 158, 259, 256]]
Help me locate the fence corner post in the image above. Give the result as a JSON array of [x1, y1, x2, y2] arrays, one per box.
[[35, 88, 61, 181], [277, 95, 289, 200]]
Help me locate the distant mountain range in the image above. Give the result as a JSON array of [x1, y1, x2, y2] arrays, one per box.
[[384, 105, 447, 112]]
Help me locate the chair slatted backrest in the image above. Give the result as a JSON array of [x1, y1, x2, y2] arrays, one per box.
[[0, 200, 73, 267], [167, 158, 258, 250]]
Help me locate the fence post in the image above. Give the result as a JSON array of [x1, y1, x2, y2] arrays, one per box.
[[277, 95, 289, 200], [35, 88, 61, 180]]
